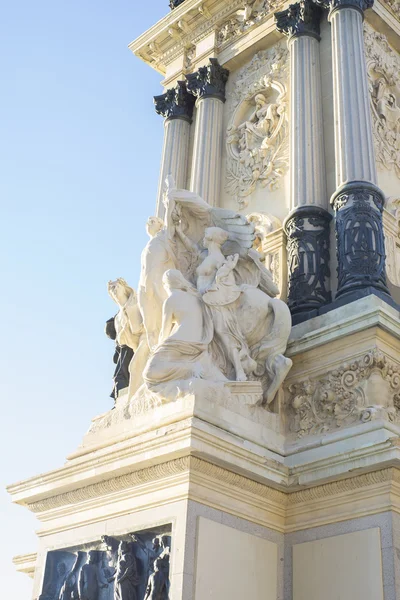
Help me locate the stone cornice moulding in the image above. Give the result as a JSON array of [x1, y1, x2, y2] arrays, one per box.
[[12, 553, 37, 579], [18, 458, 400, 537], [129, 0, 289, 76]]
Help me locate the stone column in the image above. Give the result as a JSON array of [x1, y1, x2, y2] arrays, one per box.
[[275, 0, 332, 321], [317, 0, 390, 301], [154, 81, 195, 219], [186, 58, 229, 207]]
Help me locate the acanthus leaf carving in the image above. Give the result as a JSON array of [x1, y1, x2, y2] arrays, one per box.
[[225, 42, 289, 209], [287, 349, 400, 438]]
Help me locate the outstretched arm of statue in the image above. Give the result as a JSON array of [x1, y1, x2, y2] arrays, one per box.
[[175, 223, 199, 256]]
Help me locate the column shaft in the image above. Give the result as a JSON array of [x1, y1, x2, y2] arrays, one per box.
[[156, 118, 190, 219], [190, 97, 224, 207], [325, 0, 390, 300], [330, 8, 377, 186], [276, 0, 331, 320]]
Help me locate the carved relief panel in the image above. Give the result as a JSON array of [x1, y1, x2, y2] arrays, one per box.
[[383, 197, 400, 288], [365, 24, 400, 178], [224, 42, 289, 210], [247, 212, 288, 300], [38, 529, 172, 600]]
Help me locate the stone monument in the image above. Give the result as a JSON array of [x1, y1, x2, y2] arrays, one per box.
[[8, 0, 400, 599]]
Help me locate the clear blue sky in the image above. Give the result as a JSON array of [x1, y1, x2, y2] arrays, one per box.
[[1, 1, 168, 596]]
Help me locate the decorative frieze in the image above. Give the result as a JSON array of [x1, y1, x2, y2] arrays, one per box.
[[217, 0, 284, 47], [38, 530, 172, 600], [285, 207, 332, 314], [287, 349, 400, 438], [154, 80, 195, 122], [275, 0, 323, 39], [333, 184, 389, 299], [186, 58, 229, 101], [364, 24, 400, 179], [225, 43, 289, 208]]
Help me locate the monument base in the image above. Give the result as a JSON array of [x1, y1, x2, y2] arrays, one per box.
[[8, 296, 400, 599]]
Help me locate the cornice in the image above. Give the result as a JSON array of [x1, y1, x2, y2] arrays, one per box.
[[22, 459, 400, 538], [129, 0, 287, 76]]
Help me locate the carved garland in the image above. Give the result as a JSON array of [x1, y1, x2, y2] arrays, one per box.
[[225, 42, 289, 209], [287, 349, 400, 438], [364, 24, 400, 179], [217, 0, 285, 47]]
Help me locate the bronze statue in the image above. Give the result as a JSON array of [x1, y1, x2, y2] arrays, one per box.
[[143, 558, 167, 600], [109, 541, 140, 600], [78, 551, 108, 600]]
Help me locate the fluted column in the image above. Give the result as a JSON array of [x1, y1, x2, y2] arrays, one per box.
[[154, 81, 194, 219], [276, 0, 331, 320], [316, 0, 390, 301], [186, 59, 229, 207]]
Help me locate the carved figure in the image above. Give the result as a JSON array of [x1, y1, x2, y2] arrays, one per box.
[[160, 185, 292, 404], [225, 44, 289, 207], [138, 216, 176, 351], [143, 558, 167, 600], [78, 551, 108, 600], [109, 542, 140, 600], [59, 552, 86, 600], [143, 269, 227, 399], [108, 278, 150, 400], [105, 317, 133, 401]]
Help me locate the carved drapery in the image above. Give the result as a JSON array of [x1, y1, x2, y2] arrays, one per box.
[[225, 43, 289, 209], [38, 532, 172, 600]]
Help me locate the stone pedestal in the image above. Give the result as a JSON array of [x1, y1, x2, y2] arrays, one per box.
[[8, 296, 400, 599]]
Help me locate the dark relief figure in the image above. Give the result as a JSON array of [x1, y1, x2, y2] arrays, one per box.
[[109, 541, 140, 600], [59, 552, 86, 600], [144, 558, 167, 600], [78, 551, 108, 600], [105, 317, 134, 401]]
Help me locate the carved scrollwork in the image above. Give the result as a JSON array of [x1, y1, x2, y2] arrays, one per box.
[[364, 24, 400, 178], [225, 43, 289, 209], [217, 0, 284, 47], [287, 349, 400, 438]]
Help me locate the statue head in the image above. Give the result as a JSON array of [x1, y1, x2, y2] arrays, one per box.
[[203, 227, 229, 249], [152, 537, 160, 549], [108, 278, 136, 308], [146, 216, 164, 238], [254, 93, 267, 108], [163, 269, 196, 295]]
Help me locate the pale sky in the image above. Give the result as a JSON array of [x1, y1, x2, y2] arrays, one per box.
[[1, 1, 169, 596]]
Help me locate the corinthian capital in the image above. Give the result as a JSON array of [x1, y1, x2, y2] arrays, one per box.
[[275, 0, 323, 40], [154, 81, 195, 122], [186, 58, 229, 102], [314, 0, 373, 14]]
